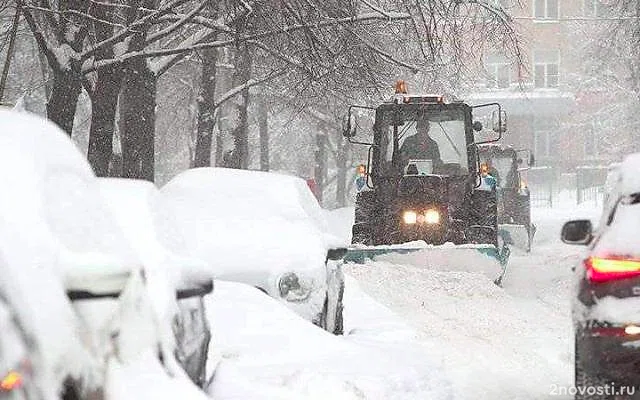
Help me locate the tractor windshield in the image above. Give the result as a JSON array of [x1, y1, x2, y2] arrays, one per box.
[[378, 108, 469, 176]]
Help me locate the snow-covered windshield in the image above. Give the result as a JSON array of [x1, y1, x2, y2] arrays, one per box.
[[43, 170, 135, 258], [378, 108, 468, 176]]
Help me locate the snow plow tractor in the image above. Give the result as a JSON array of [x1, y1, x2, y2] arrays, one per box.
[[343, 81, 511, 286], [478, 144, 536, 252]]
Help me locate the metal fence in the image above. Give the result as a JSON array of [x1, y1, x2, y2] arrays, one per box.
[[576, 166, 608, 206], [526, 166, 555, 207]]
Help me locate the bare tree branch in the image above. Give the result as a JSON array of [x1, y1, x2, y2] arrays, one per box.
[[84, 11, 411, 72], [144, 0, 207, 46], [79, 0, 192, 62]]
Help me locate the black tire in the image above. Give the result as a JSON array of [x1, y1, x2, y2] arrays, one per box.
[[575, 335, 613, 400]]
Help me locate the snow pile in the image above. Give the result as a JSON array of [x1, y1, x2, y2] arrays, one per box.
[[346, 244, 505, 283], [207, 280, 452, 400]]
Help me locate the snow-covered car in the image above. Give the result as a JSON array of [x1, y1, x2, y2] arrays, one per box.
[[0, 110, 208, 399], [562, 153, 640, 397], [97, 177, 214, 388], [159, 167, 346, 334]]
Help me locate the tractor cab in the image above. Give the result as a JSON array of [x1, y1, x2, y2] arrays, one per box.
[[478, 144, 536, 251]]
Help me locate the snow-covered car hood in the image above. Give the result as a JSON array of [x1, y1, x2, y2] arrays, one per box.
[[159, 168, 334, 285]]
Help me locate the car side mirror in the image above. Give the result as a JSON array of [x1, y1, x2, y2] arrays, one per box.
[[326, 248, 347, 262], [177, 279, 214, 300], [472, 121, 483, 132], [342, 114, 357, 138], [561, 220, 593, 245]]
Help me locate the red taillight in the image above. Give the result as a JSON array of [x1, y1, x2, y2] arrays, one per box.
[[585, 256, 640, 283], [0, 370, 23, 391], [589, 327, 627, 337]]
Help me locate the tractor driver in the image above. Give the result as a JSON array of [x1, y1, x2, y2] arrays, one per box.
[[399, 119, 443, 170]]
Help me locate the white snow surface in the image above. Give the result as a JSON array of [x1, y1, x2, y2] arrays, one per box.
[[206, 279, 452, 400], [0, 110, 139, 284], [594, 202, 640, 258], [617, 152, 640, 196]]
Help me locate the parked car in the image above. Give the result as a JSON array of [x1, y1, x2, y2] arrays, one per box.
[[0, 110, 208, 399], [159, 167, 346, 334], [562, 153, 640, 399], [98, 177, 214, 388]]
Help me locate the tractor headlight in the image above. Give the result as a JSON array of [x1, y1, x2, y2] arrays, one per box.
[[278, 272, 311, 301], [424, 209, 441, 224], [402, 210, 417, 224]]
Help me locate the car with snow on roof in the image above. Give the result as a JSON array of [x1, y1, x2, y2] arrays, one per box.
[[562, 153, 640, 398], [159, 167, 346, 335]]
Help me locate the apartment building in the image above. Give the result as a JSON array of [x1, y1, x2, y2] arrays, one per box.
[[467, 0, 615, 171]]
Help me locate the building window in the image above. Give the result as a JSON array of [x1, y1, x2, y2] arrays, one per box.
[[584, 0, 611, 17], [534, 50, 560, 88], [485, 54, 511, 88], [534, 118, 558, 158], [534, 0, 559, 20]]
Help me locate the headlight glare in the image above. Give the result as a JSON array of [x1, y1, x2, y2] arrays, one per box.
[[403, 210, 417, 224], [424, 209, 440, 224]]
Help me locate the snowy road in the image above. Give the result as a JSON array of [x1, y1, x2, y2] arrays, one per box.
[[344, 205, 600, 400], [206, 203, 602, 399]]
